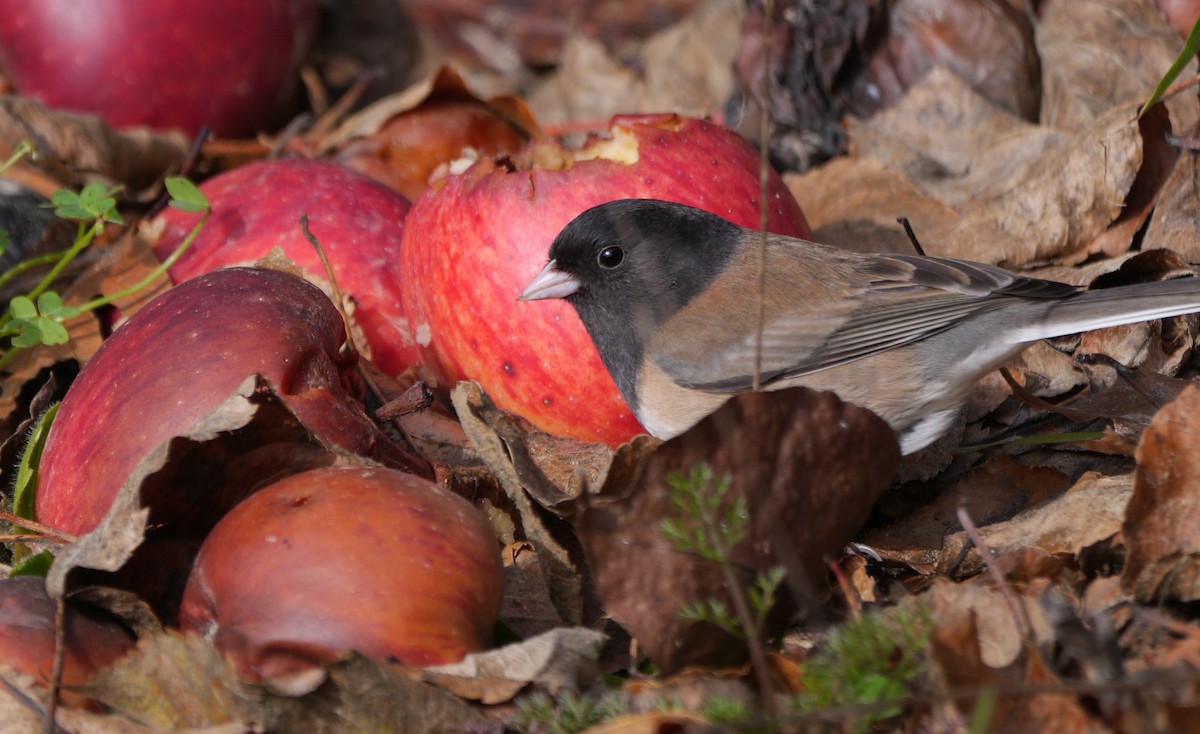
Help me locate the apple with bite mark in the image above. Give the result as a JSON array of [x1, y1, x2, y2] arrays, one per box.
[[152, 158, 422, 377], [0, 0, 319, 137], [398, 113, 810, 445], [180, 465, 503, 682], [36, 267, 429, 537]]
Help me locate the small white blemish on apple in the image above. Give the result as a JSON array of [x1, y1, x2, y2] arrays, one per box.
[[416, 323, 432, 347]]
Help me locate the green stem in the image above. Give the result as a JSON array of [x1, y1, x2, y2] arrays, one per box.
[[77, 209, 209, 312], [0, 250, 72, 292], [26, 221, 99, 302]]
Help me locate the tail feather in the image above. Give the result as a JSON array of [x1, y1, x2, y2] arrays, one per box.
[[1008, 278, 1200, 342]]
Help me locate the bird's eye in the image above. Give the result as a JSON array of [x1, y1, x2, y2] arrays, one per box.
[[597, 245, 624, 269]]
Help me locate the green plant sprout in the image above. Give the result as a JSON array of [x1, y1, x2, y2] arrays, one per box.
[[0, 173, 210, 372], [512, 689, 629, 734], [790, 604, 931, 733], [661, 464, 784, 641]]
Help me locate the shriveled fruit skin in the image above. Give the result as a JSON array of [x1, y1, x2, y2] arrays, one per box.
[[399, 113, 810, 446], [0, 576, 136, 708], [179, 465, 503, 681], [37, 267, 423, 536], [153, 158, 422, 376], [0, 0, 319, 136]]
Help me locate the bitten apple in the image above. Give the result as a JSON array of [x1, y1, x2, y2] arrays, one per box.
[[37, 267, 427, 537], [0, 0, 319, 137], [179, 465, 503, 682], [399, 113, 810, 445], [152, 158, 421, 376]]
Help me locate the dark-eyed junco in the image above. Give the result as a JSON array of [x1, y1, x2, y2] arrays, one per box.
[[520, 199, 1200, 454]]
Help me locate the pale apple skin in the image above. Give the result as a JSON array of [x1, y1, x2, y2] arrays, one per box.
[[179, 465, 503, 682], [0, 0, 318, 137], [399, 114, 811, 446], [0, 576, 136, 708], [37, 267, 425, 537], [153, 158, 422, 377]]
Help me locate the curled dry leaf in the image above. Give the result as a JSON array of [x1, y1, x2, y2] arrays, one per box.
[[0, 96, 188, 194], [846, 69, 1153, 266], [925, 582, 1096, 733], [573, 387, 898, 672], [422, 627, 607, 704], [862, 454, 1071, 576], [1039, 0, 1199, 134], [1122, 384, 1200, 602], [529, 0, 744, 126], [453, 381, 661, 627], [938, 471, 1133, 579], [1144, 152, 1200, 263], [46, 376, 337, 605]]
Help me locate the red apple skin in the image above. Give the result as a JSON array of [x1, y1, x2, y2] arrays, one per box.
[[179, 465, 503, 681], [37, 267, 427, 537], [0, 576, 136, 708], [398, 114, 811, 445], [0, 0, 318, 137], [153, 158, 420, 377]]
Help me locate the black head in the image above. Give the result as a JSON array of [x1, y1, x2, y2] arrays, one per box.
[[541, 198, 744, 406]]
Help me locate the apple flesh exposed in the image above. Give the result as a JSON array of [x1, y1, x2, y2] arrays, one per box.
[[0, 0, 319, 137], [398, 113, 811, 445], [152, 158, 421, 377], [0, 576, 136, 708], [179, 465, 503, 682], [37, 267, 426, 537]]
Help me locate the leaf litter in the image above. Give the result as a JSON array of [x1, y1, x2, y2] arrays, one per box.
[[5, 0, 1200, 731]]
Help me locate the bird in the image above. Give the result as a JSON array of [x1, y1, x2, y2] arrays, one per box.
[[519, 198, 1200, 455]]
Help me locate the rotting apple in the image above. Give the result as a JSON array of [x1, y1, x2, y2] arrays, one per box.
[[36, 266, 429, 537], [336, 98, 531, 202], [398, 113, 811, 446], [0, 576, 136, 709], [0, 0, 319, 137], [152, 158, 422, 377], [179, 464, 503, 682]]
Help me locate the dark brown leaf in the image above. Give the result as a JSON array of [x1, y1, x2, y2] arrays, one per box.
[[574, 387, 898, 672]]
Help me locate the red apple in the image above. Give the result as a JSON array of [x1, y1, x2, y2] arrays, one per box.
[[398, 113, 811, 445], [179, 465, 503, 682], [0, 0, 319, 137], [152, 158, 421, 377], [37, 267, 428, 537], [0, 576, 136, 708]]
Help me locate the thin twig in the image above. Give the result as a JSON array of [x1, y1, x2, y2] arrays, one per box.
[[955, 503, 1038, 648], [0, 510, 76, 543]]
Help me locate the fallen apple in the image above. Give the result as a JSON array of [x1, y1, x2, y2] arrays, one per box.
[[36, 266, 428, 537], [179, 465, 503, 682], [0, 0, 319, 137], [0, 576, 136, 708], [152, 158, 421, 377], [398, 113, 810, 445]]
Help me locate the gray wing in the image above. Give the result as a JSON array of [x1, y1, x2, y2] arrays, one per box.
[[659, 248, 1079, 392]]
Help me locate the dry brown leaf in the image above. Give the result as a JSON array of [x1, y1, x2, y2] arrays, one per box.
[[0, 96, 188, 193], [528, 0, 743, 125], [1122, 383, 1200, 602], [574, 387, 898, 673], [863, 454, 1071, 575], [784, 156, 955, 254], [501, 542, 574, 640], [938, 471, 1133, 579], [1039, 0, 1199, 134], [580, 712, 712, 734], [421, 627, 606, 704], [1144, 150, 1200, 261], [453, 381, 662, 626]]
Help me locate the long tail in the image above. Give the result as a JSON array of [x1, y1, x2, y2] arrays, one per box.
[[1008, 277, 1200, 342]]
